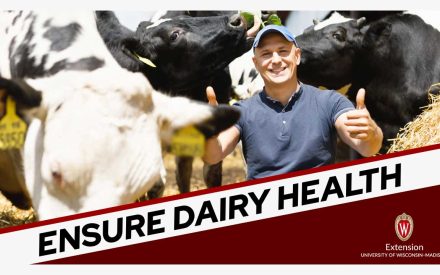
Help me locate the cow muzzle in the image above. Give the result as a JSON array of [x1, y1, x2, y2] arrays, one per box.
[[228, 14, 245, 29]]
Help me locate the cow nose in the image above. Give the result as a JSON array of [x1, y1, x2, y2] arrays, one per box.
[[50, 161, 65, 188], [228, 14, 244, 28]]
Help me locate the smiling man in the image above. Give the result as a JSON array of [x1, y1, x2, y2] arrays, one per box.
[[203, 25, 383, 180]]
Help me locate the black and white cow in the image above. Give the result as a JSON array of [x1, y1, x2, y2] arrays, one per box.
[[0, 11, 239, 219], [297, 12, 368, 90], [228, 49, 264, 100], [296, 11, 440, 153], [96, 10, 259, 102], [95, 11, 261, 194]]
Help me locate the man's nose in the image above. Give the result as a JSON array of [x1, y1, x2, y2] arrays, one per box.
[[271, 52, 282, 63]]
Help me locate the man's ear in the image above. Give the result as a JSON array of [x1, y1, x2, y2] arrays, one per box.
[[295, 47, 301, 66], [252, 55, 258, 69]]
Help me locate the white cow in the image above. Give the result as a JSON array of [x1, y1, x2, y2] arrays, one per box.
[[0, 11, 239, 220]]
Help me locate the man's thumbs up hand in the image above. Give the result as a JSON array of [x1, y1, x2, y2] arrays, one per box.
[[356, 88, 366, 110], [206, 86, 219, 106], [344, 88, 378, 140]]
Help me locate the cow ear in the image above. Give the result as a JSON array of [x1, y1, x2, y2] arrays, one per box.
[[121, 37, 142, 53], [356, 17, 366, 28], [0, 77, 42, 109], [302, 25, 315, 34], [121, 37, 157, 68], [369, 21, 392, 38], [152, 91, 240, 142], [137, 21, 154, 33]]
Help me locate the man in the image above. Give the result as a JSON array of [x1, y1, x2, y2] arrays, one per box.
[[203, 25, 383, 180]]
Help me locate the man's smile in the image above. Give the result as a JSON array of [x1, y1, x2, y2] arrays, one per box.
[[269, 67, 287, 75]]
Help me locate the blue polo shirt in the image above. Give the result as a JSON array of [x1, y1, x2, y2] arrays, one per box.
[[234, 83, 354, 180]]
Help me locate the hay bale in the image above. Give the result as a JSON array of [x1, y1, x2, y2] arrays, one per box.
[[388, 89, 440, 153], [0, 192, 35, 228]]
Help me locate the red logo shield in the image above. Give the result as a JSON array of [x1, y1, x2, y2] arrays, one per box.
[[395, 213, 414, 241]]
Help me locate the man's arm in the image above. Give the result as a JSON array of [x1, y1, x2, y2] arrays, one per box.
[[203, 125, 241, 165], [202, 86, 241, 164], [335, 88, 383, 157]]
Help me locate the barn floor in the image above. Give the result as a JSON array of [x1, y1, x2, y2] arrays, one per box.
[[0, 148, 246, 229]]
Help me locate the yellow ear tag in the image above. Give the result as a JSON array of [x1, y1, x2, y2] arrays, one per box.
[[133, 52, 157, 68], [0, 96, 27, 150], [170, 126, 205, 157]]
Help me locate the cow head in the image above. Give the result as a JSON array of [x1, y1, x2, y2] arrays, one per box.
[[122, 14, 259, 94], [296, 12, 368, 89], [1, 69, 239, 220]]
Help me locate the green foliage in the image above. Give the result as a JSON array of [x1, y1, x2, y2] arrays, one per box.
[[240, 12, 283, 30], [240, 11, 255, 28], [266, 14, 282, 26]]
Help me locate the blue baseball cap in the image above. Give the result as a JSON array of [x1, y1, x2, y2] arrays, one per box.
[[252, 25, 298, 49]]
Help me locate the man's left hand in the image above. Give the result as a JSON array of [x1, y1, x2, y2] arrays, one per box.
[[206, 86, 219, 106], [344, 88, 379, 140]]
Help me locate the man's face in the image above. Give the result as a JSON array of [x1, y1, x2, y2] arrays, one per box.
[[252, 33, 301, 86]]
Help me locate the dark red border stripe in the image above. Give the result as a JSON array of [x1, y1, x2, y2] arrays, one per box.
[[2, 143, 439, 234], [42, 185, 440, 264]]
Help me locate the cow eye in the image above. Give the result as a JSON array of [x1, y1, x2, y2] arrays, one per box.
[[332, 31, 346, 42], [170, 30, 180, 42]]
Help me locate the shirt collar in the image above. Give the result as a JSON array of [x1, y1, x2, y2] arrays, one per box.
[[260, 83, 303, 111]]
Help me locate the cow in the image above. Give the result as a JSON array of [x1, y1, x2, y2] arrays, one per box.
[[296, 11, 440, 153], [228, 49, 264, 101], [0, 11, 240, 220], [296, 12, 368, 90], [95, 11, 261, 195], [96, 10, 259, 102]]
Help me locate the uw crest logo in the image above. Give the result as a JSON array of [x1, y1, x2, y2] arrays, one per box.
[[395, 213, 414, 241]]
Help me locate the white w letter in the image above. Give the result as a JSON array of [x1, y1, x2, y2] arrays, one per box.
[[399, 223, 409, 237]]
